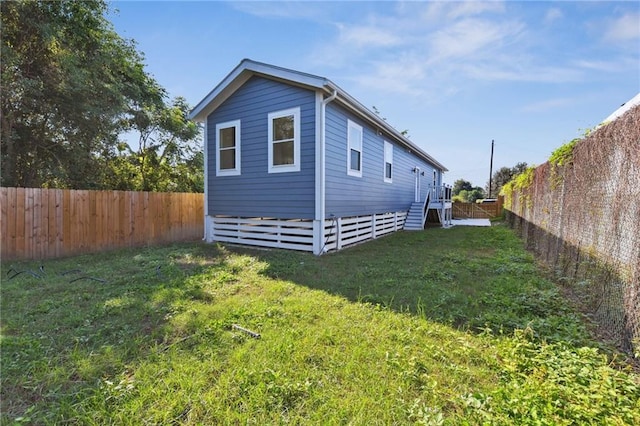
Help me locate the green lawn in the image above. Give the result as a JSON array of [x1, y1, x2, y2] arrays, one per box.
[[2, 224, 639, 424]]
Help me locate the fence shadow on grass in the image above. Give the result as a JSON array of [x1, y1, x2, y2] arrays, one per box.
[[506, 211, 638, 356], [250, 225, 594, 347]]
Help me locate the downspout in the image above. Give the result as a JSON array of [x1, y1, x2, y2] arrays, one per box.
[[202, 121, 209, 241], [315, 88, 337, 254]]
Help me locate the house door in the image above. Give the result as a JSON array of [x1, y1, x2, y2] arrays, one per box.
[[414, 167, 421, 202]]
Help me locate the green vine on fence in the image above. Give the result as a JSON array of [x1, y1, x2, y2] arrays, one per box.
[[501, 167, 536, 213], [549, 138, 578, 167], [548, 134, 585, 189]]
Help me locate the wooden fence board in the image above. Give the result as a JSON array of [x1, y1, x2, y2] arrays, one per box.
[[452, 197, 504, 219], [0, 188, 10, 257], [1, 188, 204, 261], [54, 189, 63, 258], [38, 188, 48, 259], [25, 188, 34, 259], [62, 189, 71, 255], [15, 188, 26, 259]]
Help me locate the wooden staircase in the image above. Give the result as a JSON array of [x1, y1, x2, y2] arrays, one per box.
[[404, 201, 426, 230], [405, 190, 431, 231], [403, 185, 454, 231]]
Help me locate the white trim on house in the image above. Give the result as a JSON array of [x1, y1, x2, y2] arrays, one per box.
[[205, 215, 215, 242], [203, 122, 209, 239], [188, 59, 448, 173], [314, 91, 324, 255], [215, 119, 241, 176], [322, 212, 407, 252], [212, 216, 314, 251], [268, 107, 300, 173], [189, 60, 328, 123], [347, 119, 363, 178], [384, 141, 393, 183], [210, 211, 407, 253]]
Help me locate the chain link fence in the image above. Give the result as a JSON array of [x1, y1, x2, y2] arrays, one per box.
[[504, 105, 639, 355]]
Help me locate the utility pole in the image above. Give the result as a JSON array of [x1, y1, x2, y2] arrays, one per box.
[[488, 140, 494, 198]]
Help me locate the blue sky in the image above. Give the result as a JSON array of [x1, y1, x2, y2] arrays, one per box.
[[110, 1, 640, 188]]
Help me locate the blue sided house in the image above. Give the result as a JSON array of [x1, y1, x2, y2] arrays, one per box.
[[189, 59, 452, 255]]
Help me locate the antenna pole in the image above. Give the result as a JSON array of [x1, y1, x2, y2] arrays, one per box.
[[488, 140, 494, 198]]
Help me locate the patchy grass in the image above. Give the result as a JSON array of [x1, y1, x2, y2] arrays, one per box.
[[2, 225, 639, 424]]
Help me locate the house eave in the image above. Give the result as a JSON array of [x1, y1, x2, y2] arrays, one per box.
[[325, 81, 448, 172], [189, 59, 448, 172], [189, 59, 328, 122]]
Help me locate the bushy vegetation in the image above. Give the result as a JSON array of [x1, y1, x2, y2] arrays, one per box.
[[452, 179, 485, 203], [1, 0, 202, 191], [2, 225, 638, 424], [549, 138, 579, 167]]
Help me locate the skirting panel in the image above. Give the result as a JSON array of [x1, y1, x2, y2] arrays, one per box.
[[208, 211, 407, 254], [211, 216, 314, 251], [322, 211, 407, 252]]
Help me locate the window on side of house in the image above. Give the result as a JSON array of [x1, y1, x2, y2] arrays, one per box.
[[215, 120, 241, 176], [268, 107, 300, 173], [347, 119, 363, 177], [384, 141, 393, 183]]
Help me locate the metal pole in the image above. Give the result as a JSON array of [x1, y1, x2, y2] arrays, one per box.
[[489, 140, 494, 198]]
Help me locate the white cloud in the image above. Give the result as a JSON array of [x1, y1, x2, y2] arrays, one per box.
[[544, 7, 563, 24], [229, 1, 331, 20], [337, 23, 403, 48], [574, 58, 635, 73], [428, 18, 523, 61], [356, 57, 428, 96], [603, 13, 640, 42], [404, 0, 505, 23], [463, 61, 582, 83], [304, 1, 635, 106], [446, 1, 506, 20]]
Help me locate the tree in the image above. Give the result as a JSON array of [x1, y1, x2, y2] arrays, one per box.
[[486, 162, 528, 196], [105, 97, 202, 192], [452, 179, 474, 196], [453, 186, 485, 203], [1, 0, 165, 188]]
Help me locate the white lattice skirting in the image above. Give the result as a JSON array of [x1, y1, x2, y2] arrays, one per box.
[[322, 212, 407, 252], [206, 211, 407, 254]]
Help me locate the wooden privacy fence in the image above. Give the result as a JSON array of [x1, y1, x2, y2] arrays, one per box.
[[1, 188, 204, 261], [453, 197, 504, 219]]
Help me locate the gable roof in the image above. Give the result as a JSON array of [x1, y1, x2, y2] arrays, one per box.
[[189, 59, 448, 171]]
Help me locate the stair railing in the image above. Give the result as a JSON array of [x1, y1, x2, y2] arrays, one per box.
[[421, 189, 431, 227]]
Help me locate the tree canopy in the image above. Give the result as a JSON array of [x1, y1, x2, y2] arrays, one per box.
[[452, 179, 474, 196], [105, 97, 202, 192], [1, 0, 202, 191], [486, 162, 528, 197], [451, 179, 485, 203]]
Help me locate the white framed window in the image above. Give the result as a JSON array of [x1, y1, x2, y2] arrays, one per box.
[[384, 141, 393, 183], [268, 107, 300, 173], [347, 119, 362, 177], [215, 120, 241, 176]]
